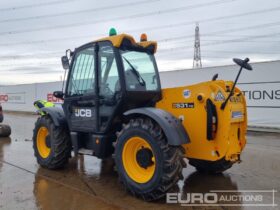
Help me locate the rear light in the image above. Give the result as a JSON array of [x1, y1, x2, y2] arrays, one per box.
[[212, 116, 217, 136], [206, 99, 218, 140]]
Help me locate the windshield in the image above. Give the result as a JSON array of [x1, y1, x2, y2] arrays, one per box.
[[121, 50, 159, 91]]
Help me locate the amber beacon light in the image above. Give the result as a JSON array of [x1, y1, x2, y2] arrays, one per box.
[[140, 33, 147, 42]]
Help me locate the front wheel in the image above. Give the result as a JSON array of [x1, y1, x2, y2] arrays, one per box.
[[114, 118, 186, 201], [32, 116, 71, 169]]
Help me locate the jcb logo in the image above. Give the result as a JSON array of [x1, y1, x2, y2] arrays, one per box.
[[74, 109, 92, 117]]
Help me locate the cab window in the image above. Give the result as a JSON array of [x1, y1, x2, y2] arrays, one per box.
[[67, 46, 95, 96], [99, 43, 120, 98], [121, 50, 159, 91]]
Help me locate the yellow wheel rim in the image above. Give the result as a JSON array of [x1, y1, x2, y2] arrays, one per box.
[[36, 126, 51, 158], [122, 137, 156, 184]]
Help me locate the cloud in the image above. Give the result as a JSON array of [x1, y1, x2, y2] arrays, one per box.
[[0, 0, 279, 84]]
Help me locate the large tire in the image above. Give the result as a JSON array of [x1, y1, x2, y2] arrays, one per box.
[[114, 118, 186, 201], [0, 124, 11, 137], [189, 158, 233, 174], [32, 116, 71, 169]]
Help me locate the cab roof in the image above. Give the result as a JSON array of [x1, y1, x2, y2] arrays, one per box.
[[95, 33, 157, 54]]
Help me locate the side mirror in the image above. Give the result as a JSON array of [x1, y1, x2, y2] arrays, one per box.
[[53, 91, 64, 99], [221, 57, 252, 110], [233, 58, 253, 71], [61, 56, 70, 70]]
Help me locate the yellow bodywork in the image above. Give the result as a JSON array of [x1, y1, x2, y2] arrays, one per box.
[[95, 34, 157, 53], [156, 80, 247, 163]]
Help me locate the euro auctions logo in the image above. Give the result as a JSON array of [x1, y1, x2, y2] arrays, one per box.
[[47, 93, 63, 103], [166, 190, 277, 207], [167, 192, 218, 205], [0, 93, 25, 103], [0, 95, 8, 102]]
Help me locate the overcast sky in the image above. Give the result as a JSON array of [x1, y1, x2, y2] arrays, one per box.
[[0, 0, 279, 85]]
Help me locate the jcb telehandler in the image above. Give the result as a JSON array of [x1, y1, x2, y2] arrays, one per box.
[[32, 29, 252, 200]]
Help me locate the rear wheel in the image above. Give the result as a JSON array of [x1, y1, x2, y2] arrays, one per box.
[[33, 116, 71, 169], [114, 118, 185, 201], [189, 158, 233, 174], [0, 124, 11, 137]]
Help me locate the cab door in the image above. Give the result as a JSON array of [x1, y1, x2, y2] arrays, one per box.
[[98, 42, 123, 133], [63, 44, 97, 132]]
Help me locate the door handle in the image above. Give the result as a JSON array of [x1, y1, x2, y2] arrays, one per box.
[[77, 100, 95, 106], [68, 105, 73, 113]]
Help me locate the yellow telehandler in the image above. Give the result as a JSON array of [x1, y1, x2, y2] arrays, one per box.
[[32, 29, 252, 200]]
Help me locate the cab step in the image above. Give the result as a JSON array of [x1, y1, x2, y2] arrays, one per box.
[[78, 148, 94, 156]]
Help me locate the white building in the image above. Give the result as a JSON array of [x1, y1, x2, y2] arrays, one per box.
[[0, 60, 279, 130]]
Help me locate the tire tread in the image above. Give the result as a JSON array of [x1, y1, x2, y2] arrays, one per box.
[[115, 117, 186, 201], [32, 116, 71, 169]]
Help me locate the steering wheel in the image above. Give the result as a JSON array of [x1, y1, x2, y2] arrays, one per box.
[[100, 83, 114, 96], [233, 58, 252, 71]]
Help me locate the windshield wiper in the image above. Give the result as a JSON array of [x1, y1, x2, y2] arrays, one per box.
[[123, 57, 146, 86]]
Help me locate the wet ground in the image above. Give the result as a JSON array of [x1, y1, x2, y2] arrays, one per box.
[[0, 112, 279, 210]]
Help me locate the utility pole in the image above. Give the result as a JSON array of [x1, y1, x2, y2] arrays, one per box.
[[193, 23, 202, 68]]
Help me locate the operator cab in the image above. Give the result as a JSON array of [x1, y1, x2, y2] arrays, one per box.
[[60, 29, 161, 134]]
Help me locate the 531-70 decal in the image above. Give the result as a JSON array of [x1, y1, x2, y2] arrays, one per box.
[[172, 103, 195, 109]]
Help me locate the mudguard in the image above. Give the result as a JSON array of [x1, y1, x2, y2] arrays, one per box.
[[41, 107, 67, 127], [124, 107, 190, 145]]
